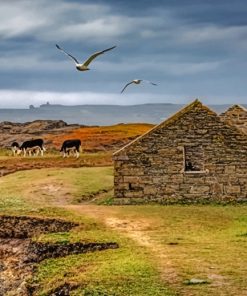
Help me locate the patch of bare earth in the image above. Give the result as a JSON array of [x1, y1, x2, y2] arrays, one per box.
[[0, 238, 32, 296], [26, 181, 72, 206], [0, 216, 77, 296], [0, 215, 118, 296]]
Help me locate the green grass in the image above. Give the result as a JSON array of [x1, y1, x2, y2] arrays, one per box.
[[31, 204, 247, 296], [0, 167, 173, 295], [0, 167, 113, 213], [0, 148, 11, 157], [32, 210, 173, 296], [0, 148, 111, 159], [0, 167, 246, 295], [108, 205, 247, 295]]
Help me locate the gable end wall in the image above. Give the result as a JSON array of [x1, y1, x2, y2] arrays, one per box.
[[114, 104, 247, 203]]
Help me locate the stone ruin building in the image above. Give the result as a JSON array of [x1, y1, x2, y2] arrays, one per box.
[[219, 104, 247, 135], [113, 100, 247, 203]]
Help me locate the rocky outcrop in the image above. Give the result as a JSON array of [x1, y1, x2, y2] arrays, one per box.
[[0, 120, 82, 148], [0, 120, 70, 134]]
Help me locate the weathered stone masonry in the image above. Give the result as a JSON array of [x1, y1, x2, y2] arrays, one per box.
[[219, 104, 247, 135], [113, 100, 247, 203]]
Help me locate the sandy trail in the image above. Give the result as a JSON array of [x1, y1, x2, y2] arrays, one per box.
[[64, 204, 231, 296], [65, 205, 180, 289]]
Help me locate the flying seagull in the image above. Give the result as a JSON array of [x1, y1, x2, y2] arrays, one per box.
[[56, 44, 116, 71], [121, 79, 157, 93]]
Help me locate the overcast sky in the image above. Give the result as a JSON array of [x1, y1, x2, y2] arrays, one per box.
[[1, 0, 247, 108]]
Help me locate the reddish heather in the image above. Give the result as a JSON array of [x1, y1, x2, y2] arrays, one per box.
[[46, 123, 154, 152]]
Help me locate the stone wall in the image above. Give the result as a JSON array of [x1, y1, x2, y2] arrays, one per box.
[[113, 101, 247, 203], [220, 105, 247, 135]]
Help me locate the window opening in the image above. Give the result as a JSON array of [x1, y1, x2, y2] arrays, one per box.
[[184, 145, 204, 172]]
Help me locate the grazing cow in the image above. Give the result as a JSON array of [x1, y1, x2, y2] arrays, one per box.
[[65, 146, 77, 156], [18, 139, 45, 157], [60, 139, 81, 158], [26, 145, 43, 156], [11, 142, 20, 156]]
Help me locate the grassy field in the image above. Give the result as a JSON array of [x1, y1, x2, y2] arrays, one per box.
[[0, 151, 113, 178], [0, 167, 246, 295]]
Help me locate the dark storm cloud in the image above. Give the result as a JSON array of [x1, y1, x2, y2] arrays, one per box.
[[0, 0, 247, 107]]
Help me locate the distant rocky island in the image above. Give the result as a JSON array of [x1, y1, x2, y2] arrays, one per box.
[[0, 103, 246, 126]]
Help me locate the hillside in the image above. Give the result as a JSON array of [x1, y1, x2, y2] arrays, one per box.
[[0, 122, 153, 176], [46, 123, 154, 152], [0, 120, 153, 152]]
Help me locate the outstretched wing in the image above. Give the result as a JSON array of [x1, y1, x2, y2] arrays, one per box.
[[142, 80, 157, 86], [121, 81, 134, 93], [83, 46, 116, 66], [56, 44, 80, 64]]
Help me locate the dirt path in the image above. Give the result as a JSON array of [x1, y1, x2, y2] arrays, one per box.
[[65, 205, 180, 291], [64, 205, 232, 296]]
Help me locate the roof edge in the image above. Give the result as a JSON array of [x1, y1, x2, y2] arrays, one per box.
[[234, 104, 247, 111], [113, 99, 216, 156], [221, 104, 247, 114]]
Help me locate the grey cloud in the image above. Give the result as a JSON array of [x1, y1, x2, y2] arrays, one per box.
[[0, 1, 161, 43], [0, 90, 183, 108], [177, 25, 247, 45], [0, 89, 245, 109], [0, 0, 247, 107]]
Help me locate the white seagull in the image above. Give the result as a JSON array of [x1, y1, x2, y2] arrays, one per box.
[[56, 44, 116, 71], [121, 79, 157, 93]]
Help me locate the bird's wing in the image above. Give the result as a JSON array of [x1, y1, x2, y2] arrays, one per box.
[[56, 44, 80, 64], [121, 81, 134, 93], [142, 80, 157, 86], [83, 46, 116, 66]]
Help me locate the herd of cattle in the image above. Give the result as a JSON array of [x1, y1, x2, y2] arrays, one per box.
[[10, 138, 82, 158]]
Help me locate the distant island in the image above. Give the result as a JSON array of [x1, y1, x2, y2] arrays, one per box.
[[0, 103, 246, 126]]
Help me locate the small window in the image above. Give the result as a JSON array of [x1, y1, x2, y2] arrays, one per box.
[[184, 145, 204, 172], [129, 183, 134, 190]]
